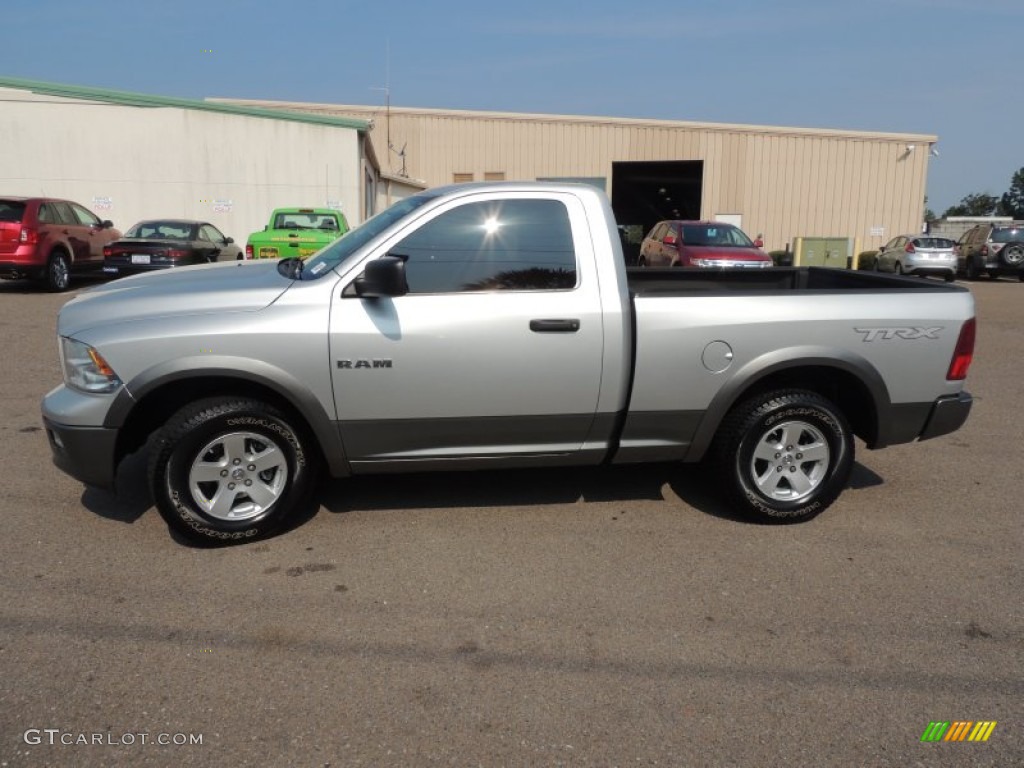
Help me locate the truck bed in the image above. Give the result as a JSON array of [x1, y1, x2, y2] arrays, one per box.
[[626, 266, 969, 296]]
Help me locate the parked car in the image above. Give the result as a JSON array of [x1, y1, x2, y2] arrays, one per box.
[[875, 235, 957, 281], [42, 182, 975, 544], [245, 207, 349, 260], [638, 220, 772, 268], [956, 222, 1024, 280], [0, 196, 120, 291], [103, 220, 242, 276]]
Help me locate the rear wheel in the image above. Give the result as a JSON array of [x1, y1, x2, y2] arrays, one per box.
[[149, 397, 318, 544], [46, 251, 70, 292], [713, 390, 854, 523], [637, 256, 647, 267], [894, 262, 904, 275], [989, 270, 1001, 280], [965, 256, 982, 280], [944, 272, 955, 283]]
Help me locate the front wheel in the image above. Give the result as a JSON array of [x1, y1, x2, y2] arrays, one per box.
[[713, 390, 854, 523], [149, 397, 317, 544], [46, 251, 70, 292]]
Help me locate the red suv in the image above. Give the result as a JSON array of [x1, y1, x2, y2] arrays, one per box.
[[0, 197, 121, 291], [638, 220, 773, 268]]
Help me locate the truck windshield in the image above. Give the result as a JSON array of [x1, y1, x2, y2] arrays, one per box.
[[301, 192, 442, 280]]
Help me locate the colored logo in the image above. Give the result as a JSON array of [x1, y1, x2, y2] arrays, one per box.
[[921, 721, 996, 742]]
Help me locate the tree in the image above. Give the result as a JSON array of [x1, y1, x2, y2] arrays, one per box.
[[1000, 167, 1024, 220], [942, 193, 1001, 218]]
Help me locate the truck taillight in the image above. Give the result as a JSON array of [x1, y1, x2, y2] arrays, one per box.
[[19, 227, 38, 244], [245, 244, 253, 259], [904, 242, 915, 253], [103, 245, 112, 257], [947, 317, 975, 381]]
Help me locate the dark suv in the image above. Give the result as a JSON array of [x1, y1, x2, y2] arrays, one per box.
[[956, 222, 1024, 281], [0, 197, 121, 291]]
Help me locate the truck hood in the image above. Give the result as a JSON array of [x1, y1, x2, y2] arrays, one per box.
[[58, 260, 291, 336], [685, 245, 771, 262]]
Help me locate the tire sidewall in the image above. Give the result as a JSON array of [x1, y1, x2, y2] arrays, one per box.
[[48, 252, 70, 292], [1000, 242, 1024, 266], [153, 404, 312, 543], [730, 396, 853, 521]]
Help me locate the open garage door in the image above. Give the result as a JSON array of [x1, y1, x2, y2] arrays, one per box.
[[612, 161, 703, 265]]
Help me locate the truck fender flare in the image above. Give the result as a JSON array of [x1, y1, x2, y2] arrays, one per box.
[[683, 346, 891, 461], [104, 356, 349, 476]]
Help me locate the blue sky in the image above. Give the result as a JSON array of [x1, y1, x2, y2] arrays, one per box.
[[3, 0, 1020, 214]]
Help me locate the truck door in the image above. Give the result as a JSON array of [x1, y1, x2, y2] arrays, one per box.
[[330, 192, 606, 467]]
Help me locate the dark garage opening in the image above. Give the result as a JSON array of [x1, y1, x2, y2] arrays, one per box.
[[612, 160, 703, 265]]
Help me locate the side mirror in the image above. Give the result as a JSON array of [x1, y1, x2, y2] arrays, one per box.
[[101, 220, 114, 229], [349, 255, 409, 298], [225, 236, 234, 244]]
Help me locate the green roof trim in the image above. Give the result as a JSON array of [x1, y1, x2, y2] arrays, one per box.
[[0, 75, 370, 131]]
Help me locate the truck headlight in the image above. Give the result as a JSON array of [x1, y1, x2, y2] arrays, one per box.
[[60, 338, 122, 394]]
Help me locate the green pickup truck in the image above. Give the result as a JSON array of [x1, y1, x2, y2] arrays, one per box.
[[244, 207, 349, 260]]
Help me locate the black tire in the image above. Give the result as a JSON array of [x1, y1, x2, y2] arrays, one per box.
[[895, 262, 905, 275], [965, 255, 982, 280], [46, 251, 71, 292], [989, 270, 1000, 280], [944, 272, 955, 283], [713, 389, 854, 523], [149, 397, 317, 544], [1000, 242, 1024, 267], [637, 256, 647, 267]]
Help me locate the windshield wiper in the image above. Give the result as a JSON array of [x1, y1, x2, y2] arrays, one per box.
[[277, 257, 305, 280]]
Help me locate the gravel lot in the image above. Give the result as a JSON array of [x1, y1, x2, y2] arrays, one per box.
[[0, 275, 1021, 767]]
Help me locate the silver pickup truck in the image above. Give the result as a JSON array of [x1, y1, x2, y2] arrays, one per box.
[[42, 182, 976, 543]]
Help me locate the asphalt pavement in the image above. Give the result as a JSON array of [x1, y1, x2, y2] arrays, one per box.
[[0, 275, 1020, 767]]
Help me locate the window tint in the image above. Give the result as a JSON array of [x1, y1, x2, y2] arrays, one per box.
[[991, 228, 1024, 244], [51, 202, 77, 225], [199, 224, 224, 243], [0, 200, 26, 223], [912, 237, 954, 248], [681, 224, 753, 247], [69, 203, 101, 227], [393, 199, 577, 293], [37, 203, 59, 224]]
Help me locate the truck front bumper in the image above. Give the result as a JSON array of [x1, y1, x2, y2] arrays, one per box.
[[43, 417, 118, 489]]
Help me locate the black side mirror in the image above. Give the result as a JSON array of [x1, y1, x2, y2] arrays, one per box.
[[101, 220, 114, 228], [349, 255, 409, 298], [225, 236, 234, 244]]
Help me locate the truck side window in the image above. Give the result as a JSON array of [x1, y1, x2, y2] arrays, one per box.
[[395, 199, 577, 293]]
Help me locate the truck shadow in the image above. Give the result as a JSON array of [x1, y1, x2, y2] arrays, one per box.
[[78, 445, 885, 537], [315, 460, 885, 526]]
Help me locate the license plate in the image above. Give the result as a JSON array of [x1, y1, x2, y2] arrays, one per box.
[[131, 254, 151, 265], [259, 248, 278, 258]]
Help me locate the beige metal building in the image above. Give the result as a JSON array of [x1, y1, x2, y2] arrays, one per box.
[[0, 77, 376, 242], [219, 97, 936, 260]]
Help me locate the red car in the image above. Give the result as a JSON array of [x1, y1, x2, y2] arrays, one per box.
[[638, 220, 773, 268], [0, 197, 121, 291]]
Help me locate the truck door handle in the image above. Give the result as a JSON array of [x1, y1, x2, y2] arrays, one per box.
[[530, 319, 580, 333]]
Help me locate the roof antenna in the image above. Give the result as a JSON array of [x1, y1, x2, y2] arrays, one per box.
[[371, 39, 408, 176]]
